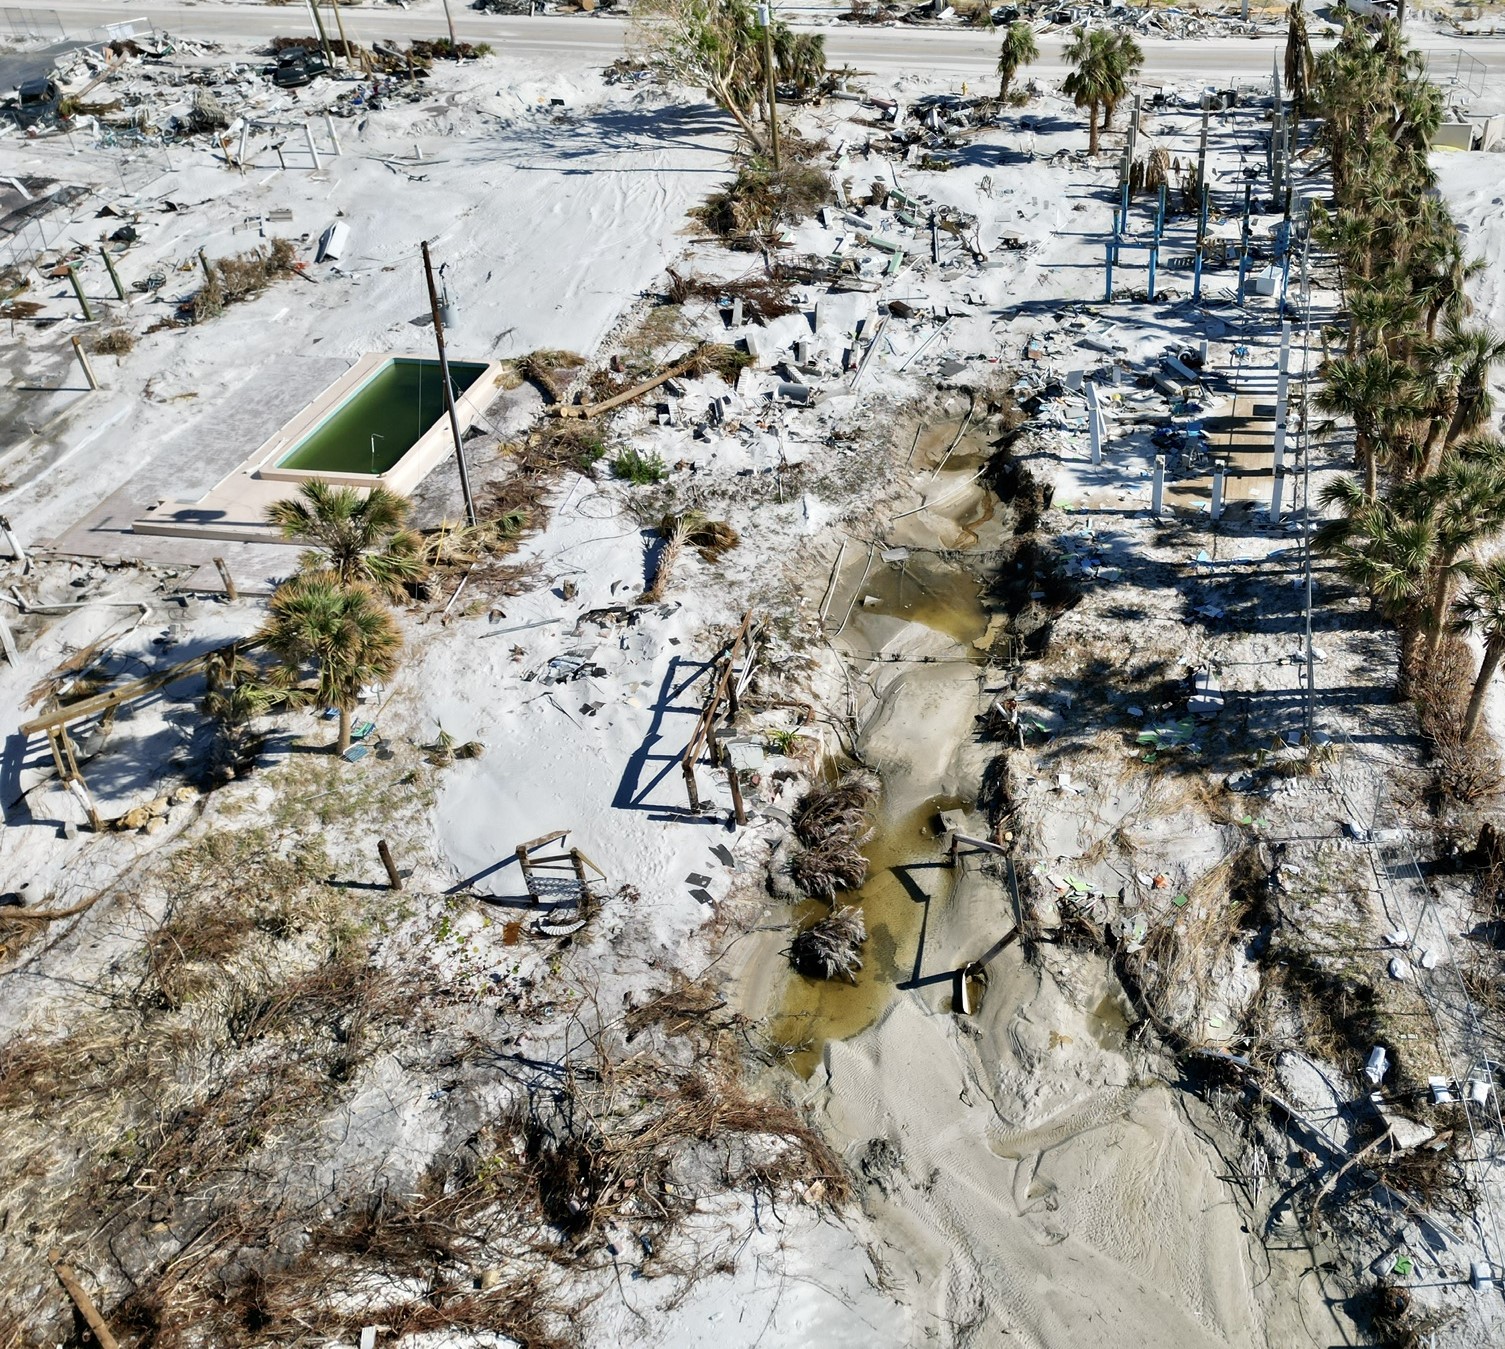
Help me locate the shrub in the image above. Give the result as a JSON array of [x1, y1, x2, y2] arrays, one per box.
[[611, 447, 668, 486]]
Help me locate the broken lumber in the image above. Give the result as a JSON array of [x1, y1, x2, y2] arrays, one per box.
[[48, 1249, 120, 1349], [554, 346, 710, 421]]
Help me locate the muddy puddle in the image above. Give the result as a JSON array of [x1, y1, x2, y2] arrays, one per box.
[[761, 409, 1017, 1076], [766, 794, 963, 1078]]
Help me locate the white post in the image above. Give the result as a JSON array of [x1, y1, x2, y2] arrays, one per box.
[[1085, 382, 1102, 465], [1211, 462, 1225, 520], [1276, 367, 1289, 426], [324, 111, 342, 155], [1270, 467, 1285, 521], [304, 122, 321, 172], [1273, 419, 1287, 471], [731, 296, 743, 328], [237, 121, 249, 168], [1280, 320, 1292, 371], [0, 608, 16, 666], [1151, 455, 1166, 518], [0, 516, 25, 568]]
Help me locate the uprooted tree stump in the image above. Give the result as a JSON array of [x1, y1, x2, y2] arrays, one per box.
[[791, 905, 867, 982]]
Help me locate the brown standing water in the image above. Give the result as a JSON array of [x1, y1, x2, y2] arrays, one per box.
[[764, 412, 1009, 1077]]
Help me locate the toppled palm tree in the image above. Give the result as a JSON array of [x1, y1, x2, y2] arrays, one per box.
[[791, 905, 867, 982], [640, 510, 739, 603], [267, 480, 428, 602]]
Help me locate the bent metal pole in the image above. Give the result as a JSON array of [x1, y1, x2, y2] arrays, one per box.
[[421, 241, 477, 527]]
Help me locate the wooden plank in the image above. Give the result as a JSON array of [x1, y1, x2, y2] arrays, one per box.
[[48, 1249, 120, 1349], [20, 637, 264, 737], [555, 346, 710, 421]]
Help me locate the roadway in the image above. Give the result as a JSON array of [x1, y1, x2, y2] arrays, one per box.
[[22, 1, 1505, 86]]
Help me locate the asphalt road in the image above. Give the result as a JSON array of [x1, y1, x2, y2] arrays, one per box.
[[16, 2, 1505, 86]]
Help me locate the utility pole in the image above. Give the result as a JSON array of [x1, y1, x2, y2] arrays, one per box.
[[304, 0, 335, 66], [1301, 234, 1317, 744], [421, 241, 477, 527], [441, 0, 458, 51], [324, 0, 352, 66], [758, 5, 781, 170]]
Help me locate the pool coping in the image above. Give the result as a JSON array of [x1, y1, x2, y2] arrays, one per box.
[[134, 352, 507, 543]]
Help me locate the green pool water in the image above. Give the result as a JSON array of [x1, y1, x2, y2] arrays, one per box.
[[276, 358, 487, 475]]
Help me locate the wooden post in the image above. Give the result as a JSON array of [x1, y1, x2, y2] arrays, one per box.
[[212, 556, 238, 601], [71, 336, 99, 390], [516, 843, 536, 899], [683, 760, 702, 812], [48, 1249, 120, 1349], [66, 265, 93, 321], [325, 0, 353, 64], [99, 245, 126, 301], [421, 241, 477, 527], [727, 764, 746, 826], [377, 839, 402, 891], [760, 7, 780, 169], [569, 847, 593, 902], [0, 608, 17, 666]]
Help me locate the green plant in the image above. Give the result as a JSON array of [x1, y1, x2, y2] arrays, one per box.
[[611, 447, 668, 486], [267, 480, 429, 600], [258, 576, 403, 753], [765, 727, 803, 756]]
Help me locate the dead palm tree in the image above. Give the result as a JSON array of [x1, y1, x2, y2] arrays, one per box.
[[996, 20, 1038, 102], [1454, 558, 1505, 741], [259, 576, 403, 753], [267, 479, 428, 601]]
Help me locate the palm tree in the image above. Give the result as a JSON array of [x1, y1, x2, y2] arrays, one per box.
[[1317, 477, 1436, 678], [266, 480, 428, 601], [1098, 30, 1143, 133], [1454, 558, 1505, 741], [1416, 321, 1505, 468], [996, 20, 1038, 102], [1061, 26, 1116, 155], [1417, 463, 1505, 655], [259, 576, 403, 753], [1314, 350, 1422, 496], [1285, 1, 1315, 121]]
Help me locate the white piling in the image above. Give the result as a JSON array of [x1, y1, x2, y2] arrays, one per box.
[[1089, 411, 1102, 465], [0, 516, 25, 569], [1280, 319, 1292, 371], [304, 122, 322, 172], [731, 295, 743, 328], [1270, 467, 1285, 521], [1199, 338, 1209, 366], [1273, 419, 1287, 470], [1276, 367, 1289, 426], [237, 121, 249, 168], [1151, 455, 1166, 518], [1210, 462, 1225, 520], [324, 112, 342, 155]]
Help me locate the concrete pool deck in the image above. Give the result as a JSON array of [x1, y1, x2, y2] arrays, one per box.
[[132, 352, 507, 543]]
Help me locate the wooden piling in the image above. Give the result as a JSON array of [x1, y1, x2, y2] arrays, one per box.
[[212, 556, 238, 601], [71, 336, 99, 391], [377, 839, 402, 890], [66, 265, 93, 322], [99, 245, 127, 301], [727, 764, 746, 826]]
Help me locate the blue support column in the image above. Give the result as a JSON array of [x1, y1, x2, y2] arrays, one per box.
[[1280, 251, 1292, 306], [1105, 241, 1115, 302], [1236, 247, 1249, 305], [1120, 179, 1130, 218], [1147, 243, 1158, 300], [1198, 181, 1210, 237], [1193, 245, 1204, 302], [1154, 182, 1167, 241]]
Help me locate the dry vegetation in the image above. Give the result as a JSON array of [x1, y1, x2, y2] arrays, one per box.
[[0, 767, 847, 1344], [190, 238, 300, 323], [788, 774, 877, 901]]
